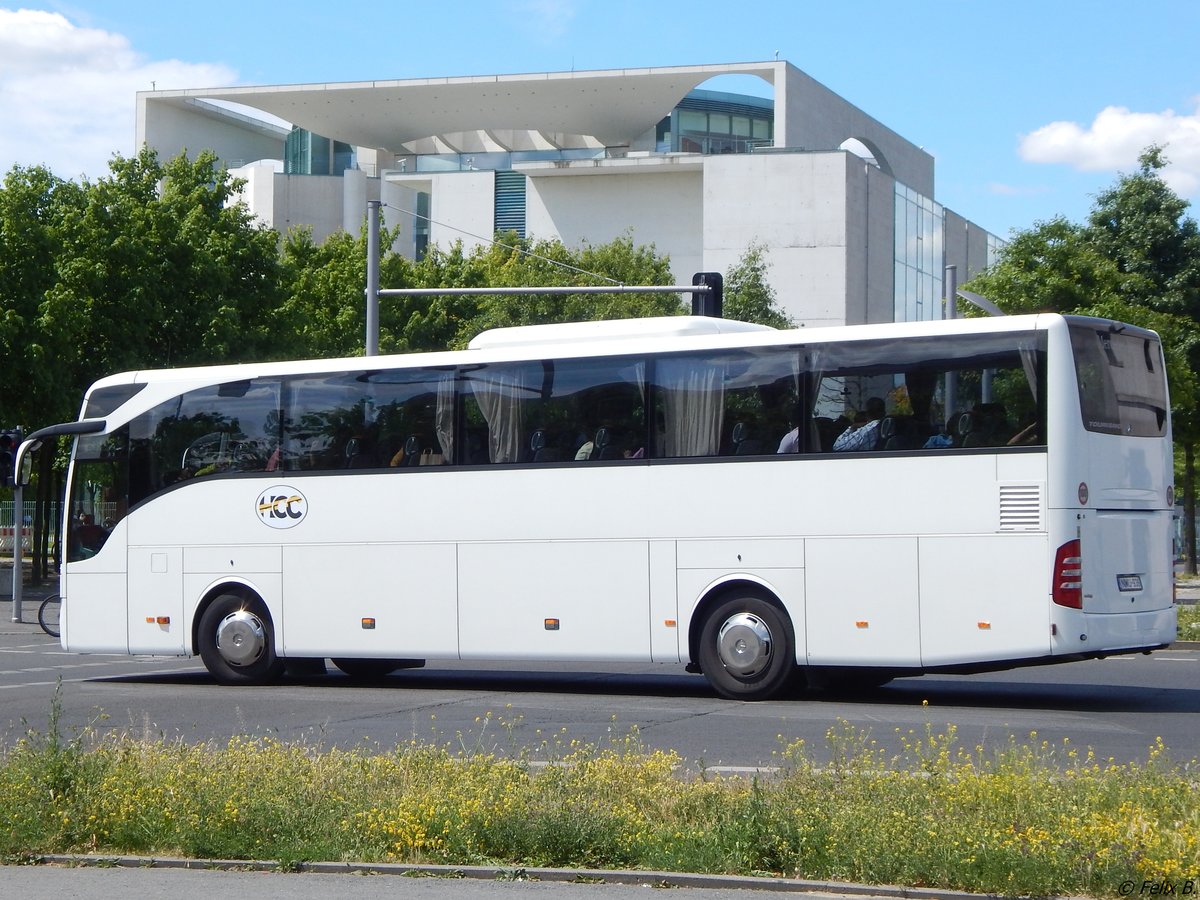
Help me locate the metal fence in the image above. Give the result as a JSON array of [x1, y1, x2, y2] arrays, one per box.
[[0, 500, 61, 556]]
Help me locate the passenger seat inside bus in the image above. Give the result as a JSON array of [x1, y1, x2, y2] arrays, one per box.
[[878, 416, 922, 450], [731, 422, 762, 455], [958, 403, 1010, 447], [529, 429, 562, 462]]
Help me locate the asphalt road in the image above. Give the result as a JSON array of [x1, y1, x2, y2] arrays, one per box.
[[2, 603, 1198, 767]]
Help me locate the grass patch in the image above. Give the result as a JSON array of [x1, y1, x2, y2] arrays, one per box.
[[2, 696, 1198, 896], [1177, 602, 1200, 641]]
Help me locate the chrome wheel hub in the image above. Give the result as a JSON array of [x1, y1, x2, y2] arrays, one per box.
[[716, 612, 772, 676], [215, 609, 266, 668]]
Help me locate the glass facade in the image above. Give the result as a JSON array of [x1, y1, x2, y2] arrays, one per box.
[[284, 127, 355, 176], [987, 232, 1005, 269], [893, 183, 945, 323], [664, 90, 773, 155], [415, 148, 602, 174]]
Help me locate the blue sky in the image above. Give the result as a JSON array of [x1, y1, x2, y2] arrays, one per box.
[[2, 0, 1198, 238]]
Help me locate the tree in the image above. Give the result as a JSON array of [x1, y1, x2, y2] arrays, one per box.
[[964, 217, 1124, 315], [39, 148, 284, 412], [1086, 147, 1200, 319], [0, 165, 85, 428], [722, 242, 794, 328], [278, 227, 375, 360]]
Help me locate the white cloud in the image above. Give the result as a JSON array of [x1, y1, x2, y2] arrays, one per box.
[[1019, 101, 1200, 198], [0, 8, 236, 179]]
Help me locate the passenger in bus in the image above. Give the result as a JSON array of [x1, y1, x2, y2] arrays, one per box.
[[1007, 420, 1040, 446], [832, 397, 885, 451], [922, 426, 955, 449], [777, 425, 800, 453], [71, 513, 109, 559]]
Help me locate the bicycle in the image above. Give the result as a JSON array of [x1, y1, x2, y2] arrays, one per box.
[[37, 594, 61, 638]]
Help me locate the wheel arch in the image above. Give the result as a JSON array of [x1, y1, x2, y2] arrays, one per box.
[[190, 580, 271, 657], [686, 576, 793, 670]]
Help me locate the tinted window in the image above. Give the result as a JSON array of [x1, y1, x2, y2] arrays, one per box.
[[287, 368, 454, 470], [652, 348, 799, 457], [812, 331, 1046, 451], [129, 379, 282, 502], [461, 357, 646, 464], [84, 384, 145, 418], [1069, 323, 1168, 437]]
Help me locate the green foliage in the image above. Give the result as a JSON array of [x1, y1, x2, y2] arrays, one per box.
[[722, 242, 793, 329], [1, 709, 1196, 894], [965, 216, 1124, 315], [0, 149, 285, 431], [1177, 602, 1200, 641], [277, 228, 372, 360], [386, 233, 683, 353], [1086, 147, 1200, 320], [0, 166, 85, 427]]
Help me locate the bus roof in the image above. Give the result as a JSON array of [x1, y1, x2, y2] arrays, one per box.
[[467, 315, 775, 350]]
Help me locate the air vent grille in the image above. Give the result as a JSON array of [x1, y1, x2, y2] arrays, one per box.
[[999, 484, 1042, 531]]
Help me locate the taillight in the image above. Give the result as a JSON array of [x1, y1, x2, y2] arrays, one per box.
[[1053, 539, 1082, 609]]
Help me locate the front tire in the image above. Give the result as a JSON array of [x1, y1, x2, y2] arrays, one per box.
[[697, 593, 796, 700], [198, 593, 284, 685]]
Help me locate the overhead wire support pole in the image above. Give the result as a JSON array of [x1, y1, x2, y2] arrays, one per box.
[[365, 199, 381, 357], [944, 264, 958, 425]]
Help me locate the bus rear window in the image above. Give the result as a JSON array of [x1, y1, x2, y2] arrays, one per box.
[[1068, 323, 1168, 436]]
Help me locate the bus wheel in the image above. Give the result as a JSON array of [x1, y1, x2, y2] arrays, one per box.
[[698, 594, 795, 701], [198, 593, 285, 685]]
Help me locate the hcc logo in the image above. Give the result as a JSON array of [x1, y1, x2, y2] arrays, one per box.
[[256, 486, 308, 529]]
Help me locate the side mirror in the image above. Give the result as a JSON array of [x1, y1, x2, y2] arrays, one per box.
[[15, 439, 41, 488]]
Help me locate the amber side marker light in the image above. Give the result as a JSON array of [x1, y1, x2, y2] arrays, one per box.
[[855, 620, 869, 629], [361, 618, 376, 630], [545, 618, 561, 631]]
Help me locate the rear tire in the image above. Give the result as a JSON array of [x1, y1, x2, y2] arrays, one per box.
[[37, 594, 61, 638], [197, 593, 284, 685], [697, 593, 796, 701]]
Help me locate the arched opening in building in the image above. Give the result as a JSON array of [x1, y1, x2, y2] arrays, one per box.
[[659, 74, 776, 155], [839, 137, 893, 177]]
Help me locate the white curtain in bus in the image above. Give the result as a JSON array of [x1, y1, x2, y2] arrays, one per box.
[[435, 376, 455, 461], [659, 357, 723, 457], [473, 368, 527, 463]]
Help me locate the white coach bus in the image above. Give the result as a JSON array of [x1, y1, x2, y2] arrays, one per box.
[[20, 311, 1176, 699]]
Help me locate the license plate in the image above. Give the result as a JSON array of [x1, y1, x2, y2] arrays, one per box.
[[1116, 575, 1143, 592]]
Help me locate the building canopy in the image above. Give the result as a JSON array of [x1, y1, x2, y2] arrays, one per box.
[[149, 63, 783, 154]]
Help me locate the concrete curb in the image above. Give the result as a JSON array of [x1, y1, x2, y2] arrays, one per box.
[[31, 854, 1030, 899]]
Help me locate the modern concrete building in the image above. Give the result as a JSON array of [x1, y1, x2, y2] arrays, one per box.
[[136, 61, 1002, 327]]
